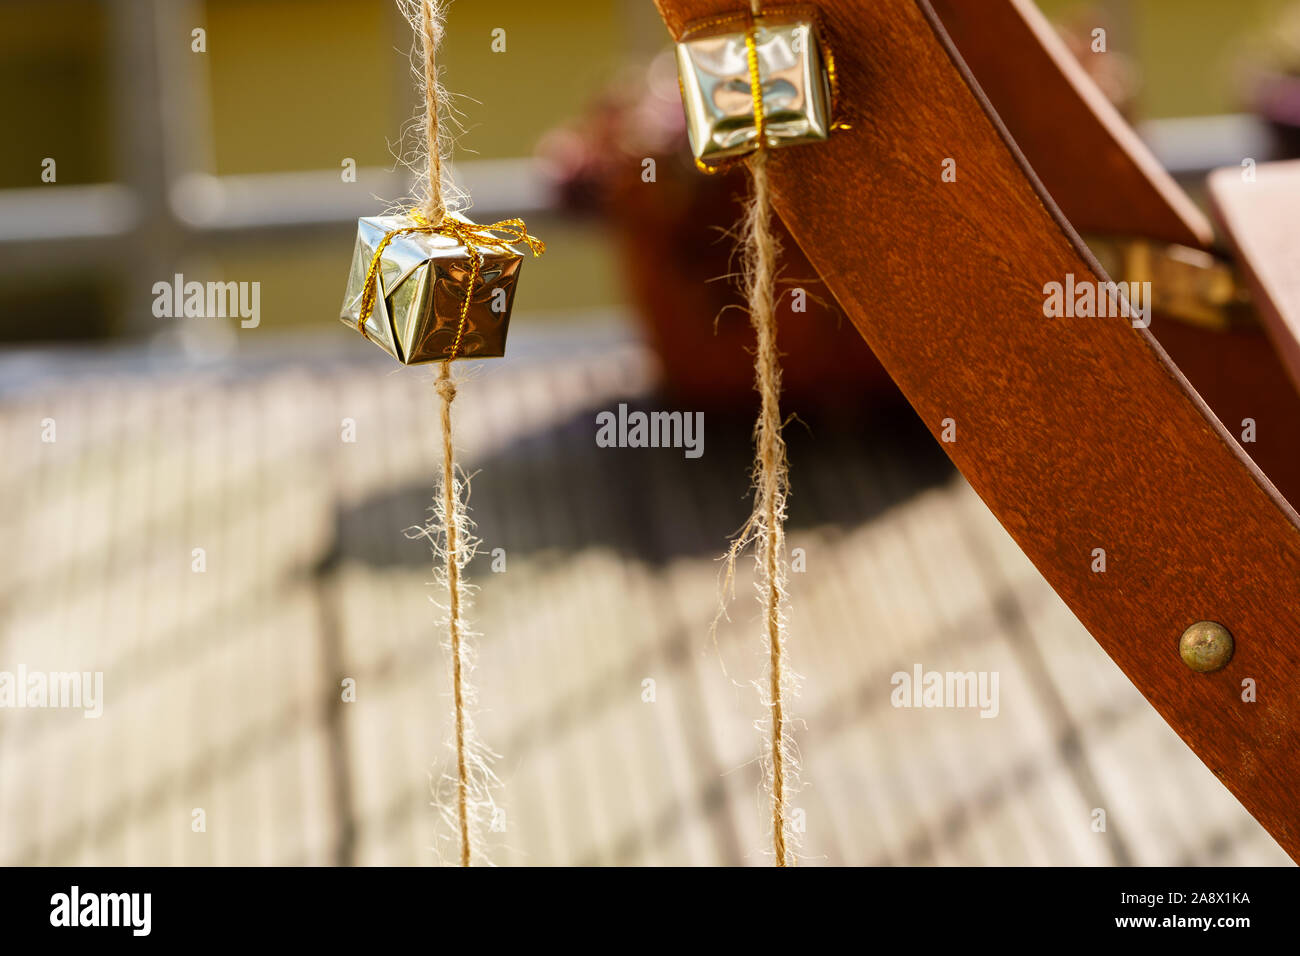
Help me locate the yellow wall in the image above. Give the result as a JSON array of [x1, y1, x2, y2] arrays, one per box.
[[1, 0, 1296, 339]]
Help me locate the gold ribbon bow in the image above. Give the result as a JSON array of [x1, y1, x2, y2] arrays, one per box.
[[356, 211, 545, 361]]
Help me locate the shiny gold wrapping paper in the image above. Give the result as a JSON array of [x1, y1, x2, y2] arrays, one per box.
[[340, 212, 524, 364], [675, 11, 832, 167]]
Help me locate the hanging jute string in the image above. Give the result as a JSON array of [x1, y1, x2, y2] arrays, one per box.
[[349, 0, 540, 866], [415, 0, 477, 869], [435, 357, 471, 866], [716, 0, 796, 867], [418, 0, 446, 225]]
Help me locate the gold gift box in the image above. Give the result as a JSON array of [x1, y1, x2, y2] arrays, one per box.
[[675, 9, 832, 167], [340, 212, 524, 364]]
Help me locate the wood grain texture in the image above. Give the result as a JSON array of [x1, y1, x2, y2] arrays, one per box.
[[1153, 319, 1300, 515], [930, 0, 1213, 248], [654, 0, 1300, 860], [1208, 160, 1300, 393]]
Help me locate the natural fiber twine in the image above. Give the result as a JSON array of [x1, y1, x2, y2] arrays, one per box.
[[406, 0, 492, 868], [716, 0, 798, 867]]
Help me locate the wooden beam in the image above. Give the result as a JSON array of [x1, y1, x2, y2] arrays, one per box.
[[931, 0, 1213, 248], [1209, 160, 1300, 392], [653, 0, 1300, 860]]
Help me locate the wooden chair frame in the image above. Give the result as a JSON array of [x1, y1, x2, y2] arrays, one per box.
[[654, 0, 1300, 861]]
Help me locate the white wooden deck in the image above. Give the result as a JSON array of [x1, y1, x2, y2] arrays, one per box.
[[0, 321, 1289, 865]]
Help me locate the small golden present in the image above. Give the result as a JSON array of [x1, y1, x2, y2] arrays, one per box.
[[675, 8, 834, 169], [340, 211, 540, 364]]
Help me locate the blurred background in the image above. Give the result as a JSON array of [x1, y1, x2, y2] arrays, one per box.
[[0, 0, 1296, 865]]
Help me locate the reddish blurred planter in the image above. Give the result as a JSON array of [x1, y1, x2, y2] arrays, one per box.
[[538, 74, 897, 414], [1256, 69, 1300, 156], [605, 156, 896, 412]]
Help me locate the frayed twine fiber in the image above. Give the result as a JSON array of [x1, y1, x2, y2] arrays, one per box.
[[714, 0, 799, 868], [417, 0, 446, 222], [396, 0, 456, 221], [403, 0, 494, 867], [420, 363, 501, 866], [436, 362, 471, 865]]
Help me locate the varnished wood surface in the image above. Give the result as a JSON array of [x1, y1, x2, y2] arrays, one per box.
[[1153, 319, 1300, 514], [1208, 160, 1300, 392], [654, 0, 1300, 860], [931, 0, 1213, 248]]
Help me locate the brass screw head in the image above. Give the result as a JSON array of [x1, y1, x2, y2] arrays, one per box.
[[1179, 621, 1234, 673]]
